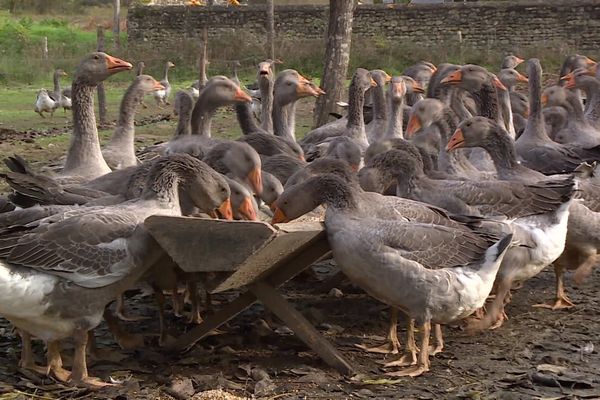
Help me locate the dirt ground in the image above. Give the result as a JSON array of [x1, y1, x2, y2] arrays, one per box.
[[1, 90, 599, 400], [0, 262, 599, 400]]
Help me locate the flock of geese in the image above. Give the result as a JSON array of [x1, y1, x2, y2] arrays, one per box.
[[2, 50, 600, 387]]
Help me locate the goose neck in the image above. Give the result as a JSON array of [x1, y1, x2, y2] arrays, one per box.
[[62, 80, 111, 178], [259, 77, 274, 133], [190, 96, 218, 137]]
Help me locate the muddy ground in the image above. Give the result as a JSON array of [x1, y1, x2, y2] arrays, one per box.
[[0, 263, 599, 400], [1, 91, 599, 399]]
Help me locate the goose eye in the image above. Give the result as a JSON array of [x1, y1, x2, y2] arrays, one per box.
[[94, 55, 100, 60]]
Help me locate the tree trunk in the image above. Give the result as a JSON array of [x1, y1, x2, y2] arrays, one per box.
[[265, 0, 275, 62], [198, 27, 209, 90], [96, 27, 108, 127], [8, 0, 17, 14], [313, 0, 355, 128], [113, 0, 121, 50]]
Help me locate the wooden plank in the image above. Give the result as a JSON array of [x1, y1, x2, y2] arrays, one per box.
[[145, 216, 276, 272], [249, 281, 354, 376], [170, 235, 331, 351], [212, 222, 325, 293]]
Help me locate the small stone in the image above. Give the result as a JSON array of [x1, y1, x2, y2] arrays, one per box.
[[254, 377, 275, 397], [328, 288, 343, 298]]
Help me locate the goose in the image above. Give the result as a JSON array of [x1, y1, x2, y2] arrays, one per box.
[[557, 54, 596, 109], [135, 61, 145, 76], [257, 59, 275, 133], [34, 89, 57, 118], [365, 69, 392, 143], [301, 69, 375, 152], [449, 117, 600, 311], [497, 68, 529, 134], [63, 52, 132, 181], [272, 69, 323, 141], [272, 173, 512, 376], [514, 59, 600, 174], [304, 136, 362, 172], [0, 154, 231, 387], [405, 98, 483, 179], [259, 171, 283, 207], [102, 75, 165, 170], [47, 69, 71, 113], [542, 84, 600, 147], [562, 67, 600, 129], [500, 55, 525, 70], [401, 61, 436, 106], [361, 148, 575, 330], [153, 61, 175, 107]]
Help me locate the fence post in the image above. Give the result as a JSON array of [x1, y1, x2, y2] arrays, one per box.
[[266, 0, 275, 63], [96, 26, 108, 127], [198, 27, 209, 90], [42, 36, 48, 60], [113, 0, 121, 50]]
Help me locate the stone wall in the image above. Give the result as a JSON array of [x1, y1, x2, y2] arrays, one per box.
[[127, 0, 600, 51]]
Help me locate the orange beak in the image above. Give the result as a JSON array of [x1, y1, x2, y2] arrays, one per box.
[[299, 154, 306, 161], [218, 198, 233, 220], [493, 76, 508, 91], [153, 80, 166, 91], [238, 196, 258, 221], [234, 87, 253, 103], [560, 71, 574, 82], [440, 69, 462, 84], [514, 56, 525, 66], [370, 77, 378, 87], [247, 167, 263, 195], [564, 76, 577, 90], [589, 64, 598, 76], [541, 94, 548, 107], [446, 128, 465, 151], [298, 74, 312, 84], [516, 72, 529, 83], [385, 73, 392, 83], [105, 54, 133, 73], [405, 115, 422, 138], [429, 65, 438, 73], [297, 83, 322, 98], [271, 206, 290, 224], [412, 82, 425, 94], [585, 56, 597, 67]]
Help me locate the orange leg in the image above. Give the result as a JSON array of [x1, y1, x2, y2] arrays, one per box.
[[69, 330, 112, 388], [355, 308, 400, 355], [382, 318, 418, 367], [386, 321, 431, 377], [46, 341, 70, 382], [103, 309, 144, 350], [465, 279, 511, 332], [533, 264, 575, 310], [18, 330, 47, 375]]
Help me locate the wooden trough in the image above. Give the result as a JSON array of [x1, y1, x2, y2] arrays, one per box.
[[144, 216, 354, 375]]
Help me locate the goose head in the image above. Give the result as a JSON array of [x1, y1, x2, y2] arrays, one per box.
[[224, 176, 258, 221], [202, 76, 253, 106], [501, 55, 525, 70], [562, 67, 599, 90], [167, 61, 176, 69], [371, 69, 392, 88], [274, 69, 323, 105], [136, 74, 166, 93], [55, 68, 68, 77], [446, 116, 501, 151], [271, 173, 356, 224], [497, 68, 528, 89], [257, 60, 274, 83], [75, 52, 132, 84], [406, 98, 445, 137], [221, 142, 263, 195], [173, 90, 194, 117], [324, 137, 362, 172], [260, 171, 284, 206], [360, 149, 424, 191], [441, 64, 506, 92], [400, 76, 424, 95], [541, 85, 568, 108], [388, 76, 408, 105]]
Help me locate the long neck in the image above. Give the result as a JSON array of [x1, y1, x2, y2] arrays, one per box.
[[472, 83, 501, 121], [370, 84, 386, 121], [53, 72, 61, 96], [346, 83, 368, 146], [319, 180, 359, 211], [582, 79, 600, 122], [273, 98, 296, 141], [190, 94, 218, 137], [481, 128, 520, 172], [384, 98, 404, 139], [236, 102, 261, 134], [497, 88, 516, 139], [522, 62, 551, 141], [62, 80, 111, 178], [140, 166, 181, 209], [259, 77, 274, 133], [173, 107, 192, 137], [163, 64, 170, 81], [563, 91, 586, 121], [450, 89, 473, 120], [395, 170, 422, 198], [108, 82, 144, 148]]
